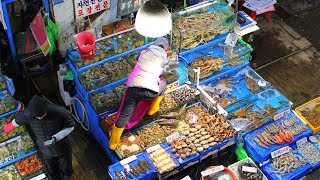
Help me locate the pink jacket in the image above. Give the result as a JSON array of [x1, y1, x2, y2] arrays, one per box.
[[115, 45, 167, 129]]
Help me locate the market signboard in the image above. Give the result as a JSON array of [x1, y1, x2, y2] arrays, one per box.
[[74, 0, 110, 19]]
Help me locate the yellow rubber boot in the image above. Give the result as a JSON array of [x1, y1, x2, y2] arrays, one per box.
[[109, 126, 124, 150], [147, 96, 164, 115]]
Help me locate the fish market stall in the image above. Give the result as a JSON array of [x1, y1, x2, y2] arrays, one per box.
[[60, 1, 320, 179]]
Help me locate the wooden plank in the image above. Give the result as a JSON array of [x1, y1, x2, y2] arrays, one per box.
[[69, 123, 110, 179], [256, 46, 320, 106], [71, 153, 89, 180], [252, 20, 299, 67]]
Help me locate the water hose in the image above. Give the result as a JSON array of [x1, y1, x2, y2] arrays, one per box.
[[69, 97, 90, 131]]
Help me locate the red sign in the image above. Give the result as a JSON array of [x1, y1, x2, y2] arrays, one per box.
[[30, 11, 51, 55], [74, 0, 110, 19]]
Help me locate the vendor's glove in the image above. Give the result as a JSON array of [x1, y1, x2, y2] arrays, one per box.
[[4, 121, 15, 134]]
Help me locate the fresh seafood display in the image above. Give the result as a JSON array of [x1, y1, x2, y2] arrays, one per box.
[[100, 114, 116, 134], [253, 123, 294, 148], [115, 134, 144, 159], [155, 105, 190, 136], [114, 84, 126, 97], [170, 85, 199, 106], [172, 6, 235, 50], [0, 76, 7, 91], [159, 121, 190, 137], [297, 142, 320, 165], [90, 84, 126, 114], [183, 124, 217, 152], [300, 105, 320, 128], [271, 150, 307, 174], [7, 134, 35, 156], [245, 77, 260, 92], [15, 155, 43, 177], [79, 58, 132, 91], [0, 91, 16, 115], [158, 94, 179, 114], [162, 70, 179, 84], [0, 164, 21, 180], [313, 135, 320, 148], [149, 147, 177, 174], [189, 56, 225, 80], [135, 124, 166, 148], [201, 66, 268, 108], [227, 89, 290, 131], [89, 91, 120, 114], [0, 145, 10, 160], [281, 117, 307, 136], [0, 113, 25, 142], [72, 30, 146, 69], [129, 160, 152, 178], [270, 149, 306, 174], [184, 104, 237, 142], [237, 161, 263, 180], [168, 136, 197, 160]]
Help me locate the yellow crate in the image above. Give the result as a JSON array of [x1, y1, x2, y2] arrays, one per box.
[[294, 96, 320, 134]]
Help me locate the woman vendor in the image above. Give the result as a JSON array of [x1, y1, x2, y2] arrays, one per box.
[[109, 38, 168, 150]]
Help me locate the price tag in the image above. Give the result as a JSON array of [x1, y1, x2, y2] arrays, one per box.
[[120, 155, 137, 166], [225, 33, 238, 47], [166, 81, 179, 93], [271, 146, 290, 159], [188, 114, 198, 124], [29, 173, 46, 180], [242, 166, 257, 173], [146, 144, 161, 153], [166, 132, 179, 142], [181, 175, 192, 180], [0, 155, 15, 165], [274, 109, 291, 120], [309, 136, 317, 143], [201, 165, 224, 176], [297, 137, 308, 147]]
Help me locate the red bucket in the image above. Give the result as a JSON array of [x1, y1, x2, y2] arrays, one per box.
[[76, 31, 96, 60]]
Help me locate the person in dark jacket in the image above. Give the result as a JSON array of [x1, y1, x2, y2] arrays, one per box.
[[3, 95, 75, 180]]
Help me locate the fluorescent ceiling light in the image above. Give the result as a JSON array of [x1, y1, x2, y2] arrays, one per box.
[[135, 0, 172, 38]]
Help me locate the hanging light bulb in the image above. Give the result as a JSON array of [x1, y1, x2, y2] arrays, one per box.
[[135, 0, 172, 38]]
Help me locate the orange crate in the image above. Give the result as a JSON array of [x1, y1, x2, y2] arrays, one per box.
[[295, 96, 320, 134]]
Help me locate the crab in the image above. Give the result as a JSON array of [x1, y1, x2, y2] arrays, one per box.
[[245, 77, 260, 92]]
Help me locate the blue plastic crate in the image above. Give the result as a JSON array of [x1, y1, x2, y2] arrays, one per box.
[[178, 33, 253, 84], [0, 90, 18, 117], [179, 37, 252, 64], [261, 150, 312, 180], [226, 88, 292, 132], [163, 138, 200, 170], [200, 66, 271, 108], [0, 132, 37, 169], [67, 37, 153, 71], [199, 144, 220, 161], [108, 152, 157, 180], [74, 89, 120, 163], [68, 44, 149, 100], [0, 150, 37, 169], [292, 139, 320, 168], [244, 111, 312, 164], [88, 80, 125, 116]]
